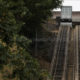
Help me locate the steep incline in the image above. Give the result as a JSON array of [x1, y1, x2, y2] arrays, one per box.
[[50, 26, 70, 80]]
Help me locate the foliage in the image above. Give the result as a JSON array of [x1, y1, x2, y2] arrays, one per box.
[[0, 39, 48, 80], [0, 0, 62, 80], [21, 0, 62, 38]]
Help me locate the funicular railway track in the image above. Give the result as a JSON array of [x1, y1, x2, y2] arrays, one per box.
[[50, 26, 70, 80], [47, 6, 80, 80], [74, 25, 80, 80]]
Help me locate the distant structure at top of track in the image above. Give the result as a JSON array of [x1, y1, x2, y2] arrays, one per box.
[[60, 6, 72, 27], [52, 6, 80, 26]]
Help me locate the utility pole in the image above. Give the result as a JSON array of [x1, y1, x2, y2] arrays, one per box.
[[35, 29, 38, 57]]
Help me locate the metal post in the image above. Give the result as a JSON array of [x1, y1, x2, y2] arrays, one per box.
[[35, 30, 38, 57]]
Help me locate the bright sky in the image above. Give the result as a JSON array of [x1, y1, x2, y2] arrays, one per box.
[[54, 0, 80, 11]]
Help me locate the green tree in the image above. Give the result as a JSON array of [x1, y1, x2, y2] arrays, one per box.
[[21, 0, 62, 38], [0, 0, 62, 80]]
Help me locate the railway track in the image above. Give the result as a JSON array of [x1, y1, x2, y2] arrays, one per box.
[[50, 26, 70, 80], [73, 26, 80, 80]]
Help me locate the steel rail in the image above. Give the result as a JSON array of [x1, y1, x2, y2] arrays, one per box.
[[74, 26, 79, 80], [49, 26, 70, 80]]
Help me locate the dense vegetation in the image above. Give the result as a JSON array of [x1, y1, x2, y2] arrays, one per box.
[[0, 0, 62, 80]]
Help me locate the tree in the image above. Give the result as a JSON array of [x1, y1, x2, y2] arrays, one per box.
[[20, 0, 62, 38], [0, 0, 62, 80]]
